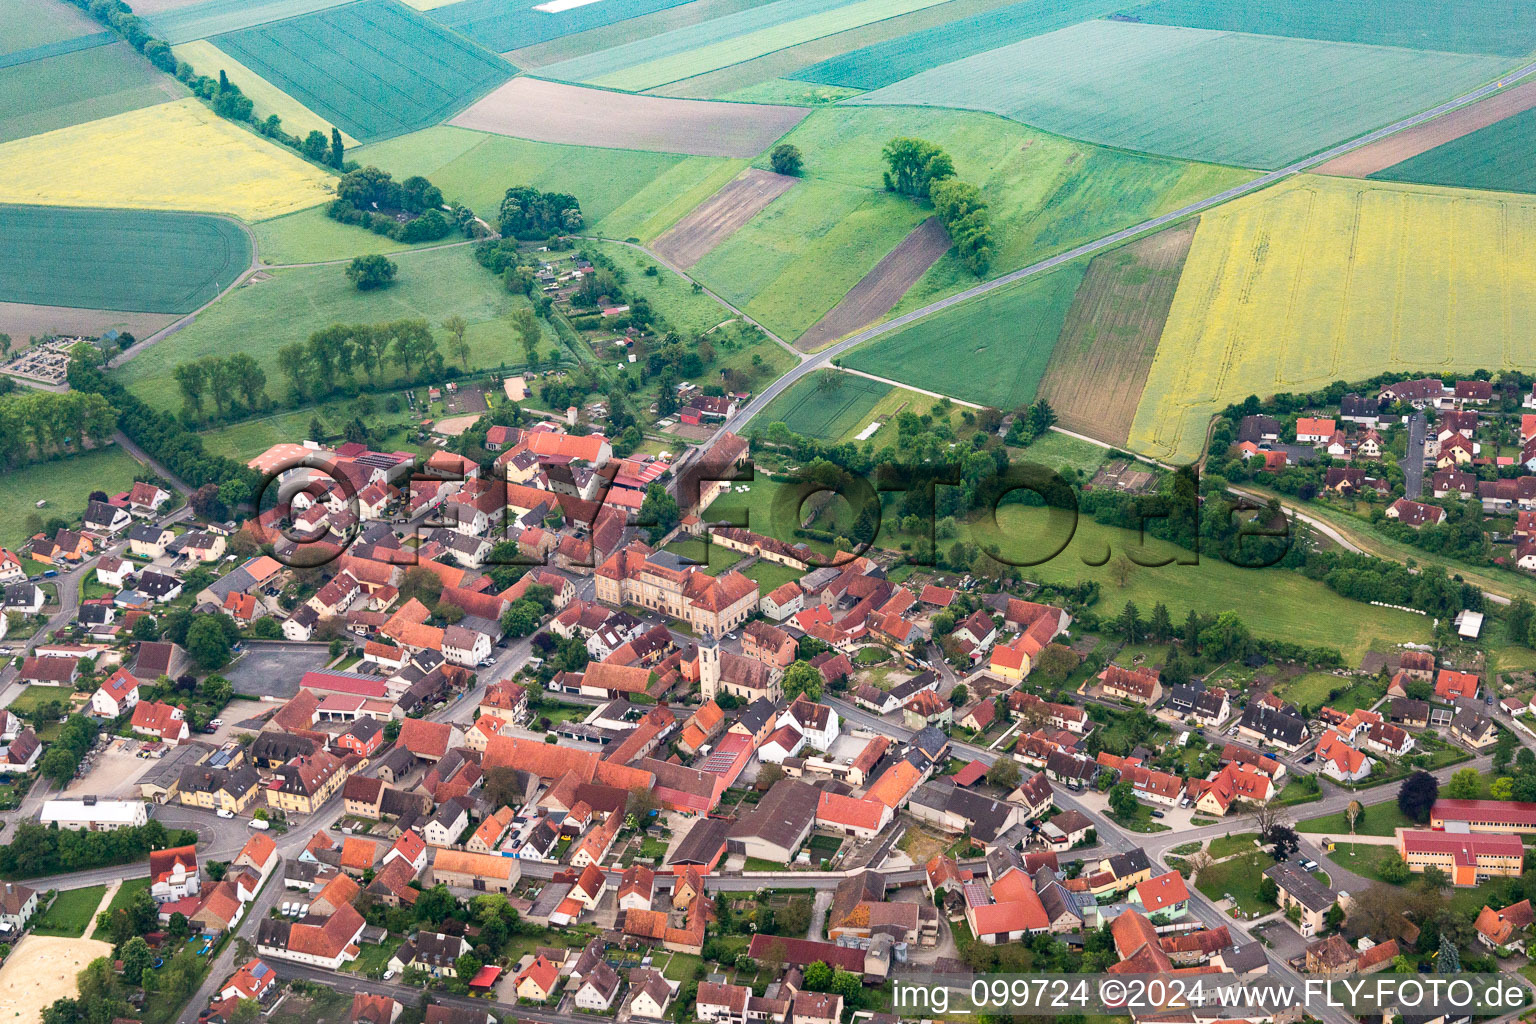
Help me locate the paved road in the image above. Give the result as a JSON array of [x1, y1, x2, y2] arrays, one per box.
[[1404, 412, 1427, 499]]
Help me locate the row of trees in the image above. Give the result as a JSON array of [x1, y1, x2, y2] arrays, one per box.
[[68, 356, 259, 504], [0, 818, 197, 878], [274, 318, 441, 402], [881, 137, 993, 274], [0, 388, 116, 468], [172, 352, 267, 420]]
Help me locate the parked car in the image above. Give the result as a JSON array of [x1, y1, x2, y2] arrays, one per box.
[[248, 819, 270, 830], [216, 809, 234, 819]]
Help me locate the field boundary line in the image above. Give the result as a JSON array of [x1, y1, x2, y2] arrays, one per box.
[[832, 365, 981, 408]]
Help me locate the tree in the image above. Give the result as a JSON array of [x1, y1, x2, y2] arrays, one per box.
[[1379, 854, 1412, 884], [1114, 600, 1142, 643], [1437, 933, 1461, 973], [346, 254, 397, 291], [1266, 824, 1300, 861], [1258, 875, 1279, 904], [1108, 782, 1138, 819], [1148, 602, 1173, 642], [950, 683, 969, 707], [120, 936, 153, 985], [39, 745, 78, 787], [329, 126, 345, 170], [1491, 777, 1514, 800], [1398, 770, 1439, 824], [781, 661, 823, 702], [442, 315, 470, 369], [985, 757, 1021, 790], [880, 137, 954, 197], [186, 615, 234, 671], [301, 130, 328, 162], [1493, 728, 1517, 773], [803, 961, 833, 992], [189, 483, 225, 520], [1446, 767, 1481, 800], [638, 482, 681, 543], [769, 143, 803, 176], [1345, 799, 1362, 843]]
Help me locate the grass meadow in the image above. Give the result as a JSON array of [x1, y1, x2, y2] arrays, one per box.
[[757, 371, 892, 440], [0, 448, 145, 548]]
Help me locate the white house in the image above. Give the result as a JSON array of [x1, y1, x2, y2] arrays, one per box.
[[574, 962, 622, 1013], [442, 625, 492, 668], [781, 696, 838, 751], [90, 668, 140, 718], [0, 883, 38, 937], [95, 556, 132, 589], [757, 723, 805, 764]]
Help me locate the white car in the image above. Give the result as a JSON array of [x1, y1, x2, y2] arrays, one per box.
[[382, 970, 395, 981], [216, 809, 234, 819]]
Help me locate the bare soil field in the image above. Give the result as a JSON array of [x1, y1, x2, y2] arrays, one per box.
[[1037, 219, 1196, 445], [449, 77, 807, 158], [1314, 78, 1536, 177], [653, 167, 798, 268], [125, 0, 208, 12], [0, 934, 112, 1020], [0, 302, 176, 349], [794, 216, 950, 352]]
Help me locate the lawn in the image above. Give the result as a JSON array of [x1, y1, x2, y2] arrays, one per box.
[[31, 884, 106, 937], [1206, 833, 1260, 860], [1130, 175, 1536, 463], [1016, 430, 1111, 477], [743, 559, 804, 593], [1328, 841, 1406, 883], [1194, 849, 1276, 917], [0, 97, 334, 220], [1371, 106, 1536, 196], [844, 260, 1083, 411], [252, 206, 438, 266], [0, 448, 145, 548], [662, 537, 742, 574], [0, 204, 251, 314], [352, 125, 739, 242], [791, 0, 1122, 90], [0, 41, 184, 144], [847, 20, 1509, 169], [1109, 801, 1170, 833], [6, 687, 74, 719], [757, 371, 891, 441], [1123, 0, 1536, 56], [1275, 672, 1358, 712], [343, 935, 401, 976], [116, 244, 537, 414], [1297, 803, 1415, 838], [212, 0, 513, 143], [428, 0, 698, 54]]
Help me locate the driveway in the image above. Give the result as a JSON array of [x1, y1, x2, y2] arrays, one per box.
[[1403, 412, 1426, 498]]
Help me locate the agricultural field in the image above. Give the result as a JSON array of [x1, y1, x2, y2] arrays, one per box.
[[790, 0, 1121, 90], [1036, 221, 1197, 446], [0, 40, 185, 143], [846, 20, 1510, 169], [0, 303, 174, 346], [449, 77, 806, 158], [757, 371, 892, 441], [795, 216, 951, 351], [144, 0, 361, 44], [539, 0, 950, 92], [252, 206, 444, 265], [429, 0, 699, 55], [116, 244, 534, 414], [1, 0, 101, 57], [0, 205, 251, 314], [0, 98, 334, 219], [1316, 79, 1536, 180], [1118, 0, 1536, 57], [171, 39, 361, 147], [651, 0, 1021, 99], [1128, 175, 1536, 463], [212, 0, 513, 143], [652, 168, 800, 269], [354, 125, 743, 242], [0, 447, 146, 549], [1367, 106, 1536, 196], [843, 261, 1086, 410]]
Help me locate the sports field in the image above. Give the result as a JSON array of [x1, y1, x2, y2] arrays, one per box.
[[757, 370, 892, 440], [212, 0, 513, 143], [846, 20, 1509, 169], [540, 0, 951, 91], [1037, 221, 1196, 446], [450, 78, 805, 158], [144, 0, 359, 44], [355, 124, 740, 242], [429, 0, 698, 55], [0, 41, 185, 143], [1368, 106, 1536, 196], [1, 0, 100, 57], [0, 99, 332, 219], [116, 244, 534, 413], [0, 205, 251, 314], [842, 260, 1084, 410], [1119, 0, 1536, 57], [1129, 176, 1536, 463], [790, 0, 1120, 90], [172, 39, 361, 147]]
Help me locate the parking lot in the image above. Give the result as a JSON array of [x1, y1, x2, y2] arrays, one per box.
[[221, 643, 332, 698], [65, 737, 159, 799]]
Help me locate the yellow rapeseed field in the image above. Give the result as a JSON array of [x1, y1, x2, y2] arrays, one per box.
[[172, 41, 360, 148], [1129, 175, 1536, 462], [0, 98, 334, 220]]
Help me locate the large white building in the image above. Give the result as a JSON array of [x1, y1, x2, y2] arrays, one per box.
[[40, 799, 149, 831]]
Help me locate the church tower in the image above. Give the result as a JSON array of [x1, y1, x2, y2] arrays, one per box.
[[699, 632, 721, 700]]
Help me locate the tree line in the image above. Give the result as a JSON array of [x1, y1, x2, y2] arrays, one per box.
[[0, 388, 116, 468], [275, 319, 441, 403], [172, 352, 267, 421], [882, 136, 993, 275], [0, 818, 197, 879]]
